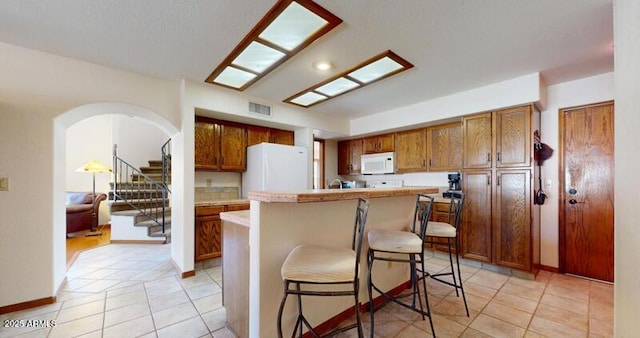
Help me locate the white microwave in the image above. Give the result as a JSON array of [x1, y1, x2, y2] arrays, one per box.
[[361, 152, 395, 174]]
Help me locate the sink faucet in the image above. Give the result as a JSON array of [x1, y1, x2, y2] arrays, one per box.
[[329, 178, 342, 189]]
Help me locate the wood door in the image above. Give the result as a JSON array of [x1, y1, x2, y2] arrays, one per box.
[[194, 121, 217, 170], [349, 139, 363, 173], [378, 133, 395, 153], [461, 170, 492, 263], [494, 169, 531, 271], [463, 113, 493, 169], [362, 136, 380, 154], [428, 122, 462, 171], [495, 106, 531, 168], [270, 128, 294, 145], [395, 128, 427, 172], [247, 125, 270, 147], [559, 101, 614, 282], [337, 141, 350, 175], [219, 122, 246, 171]]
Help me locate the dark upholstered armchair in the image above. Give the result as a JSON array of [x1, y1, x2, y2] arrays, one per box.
[[66, 191, 107, 235]]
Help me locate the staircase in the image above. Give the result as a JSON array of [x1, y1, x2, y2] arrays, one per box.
[[109, 141, 172, 243]]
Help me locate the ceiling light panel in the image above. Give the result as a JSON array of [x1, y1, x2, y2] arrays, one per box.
[[284, 50, 414, 108], [205, 0, 342, 91]]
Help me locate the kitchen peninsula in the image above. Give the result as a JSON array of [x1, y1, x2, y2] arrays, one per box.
[[221, 186, 439, 338]]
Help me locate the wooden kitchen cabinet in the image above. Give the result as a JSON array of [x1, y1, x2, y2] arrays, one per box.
[[247, 126, 295, 146], [495, 106, 532, 168], [461, 170, 493, 263], [460, 104, 538, 272], [395, 128, 427, 173], [195, 205, 225, 261], [337, 139, 363, 174], [427, 122, 462, 171], [462, 112, 493, 169], [494, 169, 532, 270], [195, 203, 250, 262], [195, 117, 246, 172], [363, 133, 394, 154]]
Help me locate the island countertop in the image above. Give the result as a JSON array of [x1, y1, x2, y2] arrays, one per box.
[[248, 186, 439, 203]]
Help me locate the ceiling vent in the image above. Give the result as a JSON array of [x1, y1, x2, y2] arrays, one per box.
[[249, 102, 272, 117]]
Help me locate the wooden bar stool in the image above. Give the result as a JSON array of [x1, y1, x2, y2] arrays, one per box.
[[277, 198, 370, 337], [367, 194, 436, 336]]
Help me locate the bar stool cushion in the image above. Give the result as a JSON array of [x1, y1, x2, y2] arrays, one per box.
[[425, 221, 457, 238], [368, 229, 423, 253], [281, 245, 356, 283]]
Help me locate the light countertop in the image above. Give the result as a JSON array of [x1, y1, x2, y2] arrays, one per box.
[[248, 186, 439, 203], [195, 199, 249, 207], [220, 210, 250, 227]]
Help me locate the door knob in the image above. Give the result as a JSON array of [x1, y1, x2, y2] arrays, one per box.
[[569, 199, 577, 204], [569, 188, 577, 195]]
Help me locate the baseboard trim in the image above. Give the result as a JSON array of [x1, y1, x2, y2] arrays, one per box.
[[182, 270, 196, 278], [109, 239, 165, 245], [0, 296, 56, 315], [536, 264, 559, 273], [301, 280, 411, 338]]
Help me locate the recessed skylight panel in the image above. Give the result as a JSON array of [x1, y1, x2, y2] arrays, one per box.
[[213, 67, 257, 89], [315, 77, 360, 96], [348, 56, 404, 83], [232, 41, 286, 73], [259, 1, 329, 51], [290, 92, 328, 106]]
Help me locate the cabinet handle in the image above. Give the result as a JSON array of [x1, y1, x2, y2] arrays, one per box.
[[487, 153, 491, 162], [429, 159, 432, 166], [214, 157, 217, 165], [488, 175, 491, 186], [423, 159, 426, 167], [497, 175, 501, 186], [497, 152, 501, 162]]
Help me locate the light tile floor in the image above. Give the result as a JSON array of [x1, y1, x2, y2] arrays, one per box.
[[0, 244, 613, 338]]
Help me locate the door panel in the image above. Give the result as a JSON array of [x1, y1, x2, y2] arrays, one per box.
[[495, 106, 531, 168], [494, 169, 531, 271], [560, 101, 614, 282], [461, 170, 492, 262], [463, 113, 492, 169]]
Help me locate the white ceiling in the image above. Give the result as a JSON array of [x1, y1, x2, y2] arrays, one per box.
[[0, 0, 613, 120]]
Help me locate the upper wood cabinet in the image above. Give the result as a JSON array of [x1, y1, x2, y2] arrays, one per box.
[[363, 133, 395, 154], [270, 128, 294, 146], [495, 106, 531, 168], [337, 139, 363, 175], [463, 106, 532, 169], [462, 112, 493, 169], [395, 128, 427, 173], [247, 125, 294, 147], [427, 122, 462, 171], [195, 117, 246, 172]]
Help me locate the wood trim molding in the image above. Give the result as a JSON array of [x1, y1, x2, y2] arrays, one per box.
[[0, 297, 56, 315], [301, 280, 411, 337], [170, 258, 196, 279], [536, 264, 559, 273]]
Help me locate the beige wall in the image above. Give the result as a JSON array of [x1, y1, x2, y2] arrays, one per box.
[[614, 0, 640, 335]]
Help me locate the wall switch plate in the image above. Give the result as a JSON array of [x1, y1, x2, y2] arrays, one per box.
[[0, 177, 9, 191], [545, 179, 552, 188]]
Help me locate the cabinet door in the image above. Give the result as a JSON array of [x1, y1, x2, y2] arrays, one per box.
[[195, 121, 217, 170], [247, 125, 270, 147], [495, 106, 531, 168], [427, 122, 462, 171], [349, 139, 363, 173], [219, 122, 246, 171], [337, 141, 350, 175], [195, 215, 222, 261], [270, 128, 294, 145], [463, 113, 493, 169], [378, 133, 395, 153], [494, 169, 531, 270], [395, 128, 427, 173], [461, 170, 492, 263], [362, 136, 380, 154]]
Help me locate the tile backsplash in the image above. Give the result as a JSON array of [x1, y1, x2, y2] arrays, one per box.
[[195, 186, 240, 201]]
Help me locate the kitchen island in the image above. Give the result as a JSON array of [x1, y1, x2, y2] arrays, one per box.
[[220, 187, 439, 338]]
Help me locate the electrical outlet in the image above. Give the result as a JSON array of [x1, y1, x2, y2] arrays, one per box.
[[545, 179, 552, 188], [206, 179, 212, 187], [0, 177, 9, 191]]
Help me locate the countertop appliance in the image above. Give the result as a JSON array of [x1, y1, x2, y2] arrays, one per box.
[[361, 152, 395, 174], [242, 143, 308, 198], [443, 172, 461, 198]]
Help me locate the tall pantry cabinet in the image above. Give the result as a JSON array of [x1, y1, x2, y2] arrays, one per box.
[[461, 105, 539, 272]]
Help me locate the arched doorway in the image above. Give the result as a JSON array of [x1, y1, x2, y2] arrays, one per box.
[[53, 102, 179, 288]]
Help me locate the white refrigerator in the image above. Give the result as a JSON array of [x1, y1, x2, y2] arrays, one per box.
[[242, 143, 309, 198]]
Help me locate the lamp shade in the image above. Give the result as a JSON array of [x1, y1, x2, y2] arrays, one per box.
[[76, 160, 112, 173]]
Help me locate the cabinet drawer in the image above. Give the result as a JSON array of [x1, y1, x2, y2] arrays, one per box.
[[433, 202, 451, 213], [196, 205, 225, 216], [226, 204, 249, 211]]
